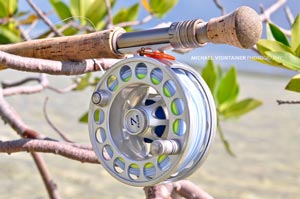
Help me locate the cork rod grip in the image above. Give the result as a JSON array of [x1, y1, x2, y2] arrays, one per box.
[[0, 27, 125, 61], [196, 6, 262, 49]]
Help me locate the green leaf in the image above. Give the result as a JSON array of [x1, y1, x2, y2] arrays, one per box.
[[86, 0, 116, 27], [0, 0, 18, 17], [256, 39, 294, 55], [267, 22, 290, 46], [0, 26, 20, 44], [85, 0, 106, 26], [295, 45, 300, 57], [70, 0, 80, 17], [79, 111, 88, 123], [221, 98, 262, 118], [113, 3, 139, 30], [291, 14, 300, 51], [8, 0, 17, 15], [251, 56, 283, 67], [50, 0, 72, 21], [62, 26, 79, 36], [266, 23, 275, 40], [265, 51, 300, 71], [127, 3, 139, 21], [256, 39, 297, 68], [96, 21, 105, 30], [219, 85, 239, 112], [149, 0, 178, 18], [201, 60, 217, 94], [216, 67, 239, 108], [285, 74, 300, 92], [75, 73, 91, 90], [0, 1, 9, 17], [70, 0, 94, 25]]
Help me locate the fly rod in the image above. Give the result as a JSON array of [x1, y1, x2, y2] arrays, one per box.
[[0, 6, 262, 62]]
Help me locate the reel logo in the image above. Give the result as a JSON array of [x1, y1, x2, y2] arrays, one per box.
[[130, 115, 140, 129], [125, 109, 146, 135]]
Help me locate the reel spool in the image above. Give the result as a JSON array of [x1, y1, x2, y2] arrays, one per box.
[[88, 56, 216, 187]]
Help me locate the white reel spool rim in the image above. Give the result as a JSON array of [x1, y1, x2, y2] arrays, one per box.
[[88, 57, 216, 187]]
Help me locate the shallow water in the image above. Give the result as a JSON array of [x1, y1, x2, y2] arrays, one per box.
[[0, 71, 299, 199]]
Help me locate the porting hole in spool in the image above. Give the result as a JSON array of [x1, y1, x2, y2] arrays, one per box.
[[128, 164, 140, 180], [157, 154, 171, 171], [135, 63, 148, 79], [144, 162, 156, 179], [171, 98, 184, 115], [94, 109, 105, 124], [95, 127, 106, 143], [150, 68, 163, 85], [120, 65, 132, 82], [114, 157, 125, 173], [107, 75, 119, 91], [102, 145, 113, 160], [173, 119, 186, 136], [163, 80, 176, 97]]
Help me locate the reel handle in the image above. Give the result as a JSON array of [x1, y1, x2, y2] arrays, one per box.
[[196, 6, 262, 49]]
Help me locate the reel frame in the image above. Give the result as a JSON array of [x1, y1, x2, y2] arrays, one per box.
[[89, 56, 216, 186]]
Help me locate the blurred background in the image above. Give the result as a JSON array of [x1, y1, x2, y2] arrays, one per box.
[[0, 0, 299, 198]]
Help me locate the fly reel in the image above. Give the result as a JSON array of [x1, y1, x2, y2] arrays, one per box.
[[88, 56, 216, 187]]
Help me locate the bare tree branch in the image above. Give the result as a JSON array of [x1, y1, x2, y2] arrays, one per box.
[[47, 20, 75, 38], [285, 6, 295, 26], [31, 152, 61, 199], [43, 97, 73, 142], [16, 24, 32, 41], [0, 88, 61, 199], [0, 51, 119, 75], [25, 19, 39, 37], [2, 74, 48, 97], [259, 0, 287, 22], [258, 0, 291, 36], [0, 139, 99, 164], [104, 0, 113, 28], [69, 20, 96, 33], [2, 74, 77, 97], [0, 88, 44, 138], [26, 0, 63, 37], [173, 180, 214, 199], [47, 84, 77, 94], [1, 77, 40, 88], [213, 0, 226, 15], [144, 180, 214, 199]]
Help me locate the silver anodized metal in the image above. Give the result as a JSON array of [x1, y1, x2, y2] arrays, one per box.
[[116, 20, 206, 55], [88, 56, 216, 186]]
